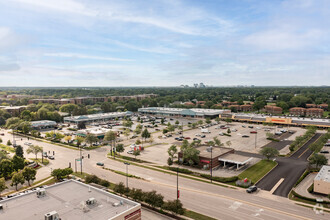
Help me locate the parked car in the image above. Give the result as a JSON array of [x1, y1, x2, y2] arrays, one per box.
[[201, 135, 206, 138], [174, 137, 180, 140], [288, 130, 294, 134], [242, 125, 246, 128], [127, 150, 134, 154], [250, 131, 257, 134], [248, 126, 254, 128], [275, 132, 282, 135], [193, 138, 199, 141], [242, 135, 250, 138], [184, 137, 191, 140], [177, 138, 183, 141], [219, 132, 224, 136], [42, 152, 48, 158], [24, 142, 33, 146], [320, 150, 329, 154], [48, 156, 55, 160], [96, 162, 104, 166], [246, 185, 258, 193], [231, 129, 237, 132], [0, 133, 4, 136]]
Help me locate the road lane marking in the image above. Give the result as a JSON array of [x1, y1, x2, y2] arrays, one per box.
[[229, 201, 242, 210], [270, 178, 285, 194], [148, 179, 314, 220]]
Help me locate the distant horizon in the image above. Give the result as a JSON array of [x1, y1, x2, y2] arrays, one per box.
[[0, 0, 329, 86]]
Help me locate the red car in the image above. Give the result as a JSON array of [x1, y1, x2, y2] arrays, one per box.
[[184, 137, 191, 140], [250, 131, 257, 134]]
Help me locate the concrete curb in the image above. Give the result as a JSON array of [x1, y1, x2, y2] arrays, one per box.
[[287, 132, 316, 157]]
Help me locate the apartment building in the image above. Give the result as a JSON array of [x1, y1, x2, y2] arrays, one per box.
[[289, 107, 306, 116], [264, 106, 283, 114]]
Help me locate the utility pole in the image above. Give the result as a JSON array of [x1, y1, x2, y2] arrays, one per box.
[[80, 144, 83, 174], [176, 165, 179, 213], [210, 146, 213, 183], [124, 162, 130, 188]]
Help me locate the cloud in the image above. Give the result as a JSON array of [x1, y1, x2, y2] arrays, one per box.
[[44, 53, 133, 62]]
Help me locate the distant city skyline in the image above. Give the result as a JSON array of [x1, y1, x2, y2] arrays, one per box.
[[0, 0, 329, 86]]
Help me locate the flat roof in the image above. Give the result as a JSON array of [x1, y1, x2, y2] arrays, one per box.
[[64, 112, 132, 122], [138, 107, 230, 116], [30, 120, 57, 127], [197, 146, 233, 158], [314, 165, 330, 182], [218, 154, 253, 165], [0, 180, 140, 220]]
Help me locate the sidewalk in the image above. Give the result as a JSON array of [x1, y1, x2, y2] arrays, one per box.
[[295, 173, 330, 202]]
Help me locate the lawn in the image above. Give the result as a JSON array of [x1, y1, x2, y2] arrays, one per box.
[[0, 144, 15, 153], [238, 159, 277, 184]]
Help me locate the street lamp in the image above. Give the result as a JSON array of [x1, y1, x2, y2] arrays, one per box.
[[210, 146, 213, 183], [124, 162, 130, 188]]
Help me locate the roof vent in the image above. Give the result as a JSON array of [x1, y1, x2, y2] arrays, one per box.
[[44, 211, 59, 220], [37, 188, 46, 197], [86, 198, 96, 205]]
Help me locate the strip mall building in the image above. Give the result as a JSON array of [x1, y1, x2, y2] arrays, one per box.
[[219, 113, 330, 128]]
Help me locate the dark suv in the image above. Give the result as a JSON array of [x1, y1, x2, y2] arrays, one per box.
[[246, 185, 257, 193]]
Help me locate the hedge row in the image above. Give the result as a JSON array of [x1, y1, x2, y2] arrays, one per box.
[[168, 167, 193, 174], [200, 174, 238, 183], [291, 190, 330, 204]]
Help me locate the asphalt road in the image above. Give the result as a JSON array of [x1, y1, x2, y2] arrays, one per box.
[[262, 131, 294, 151], [1, 130, 329, 219], [257, 133, 323, 197]]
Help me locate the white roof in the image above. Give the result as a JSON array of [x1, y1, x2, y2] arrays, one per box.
[[314, 165, 330, 182]]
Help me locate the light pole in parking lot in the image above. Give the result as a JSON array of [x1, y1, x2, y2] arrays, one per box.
[[124, 162, 130, 188], [255, 132, 257, 150]]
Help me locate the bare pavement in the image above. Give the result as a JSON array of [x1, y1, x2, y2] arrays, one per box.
[[3, 131, 330, 220]]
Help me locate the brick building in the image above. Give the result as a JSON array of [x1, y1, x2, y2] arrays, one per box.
[[264, 106, 283, 114], [305, 108, 324, 117], [289, 107, 306, 116]]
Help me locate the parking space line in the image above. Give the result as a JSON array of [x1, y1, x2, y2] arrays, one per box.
[[270, 178, 284, 194]]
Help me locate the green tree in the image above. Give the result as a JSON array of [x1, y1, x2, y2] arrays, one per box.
[[11, 171, 25, 191], [124, 128, 131, 140], [26, 145, 43, 160], [7, 140, 12, 146], [15, 145, 24, 158], [12, 155, 25, 171], [144, 190, 164, 208], [64, 135, 72, 143], [104, 131, 117, 157], [183, 146, 200, 166], [116, 144, 125, 155], [123, 120, 133, 128], [129, 188, 144, 201], [59, 104, 78, 114], [167, 145, 177, 161], [141, 128, 151, 145], [175, 120, 180, 126], [213, 137, 223, 147], [0, 159, 14, 179], [260, 147, 279, 160], [205, 118, 211, 124], [22, 167, 37, 186], [227, 128, 231, 134], [309, 154, 328, 169], [5, 117, 21, 129], [225, 118, 232, 124], [226, 140, 232, 148], [51, 168, 73, 180], [0, 177, 7, 196], [133, 150, 141, 159], [162, 199, 184, 215], [75, 136, 85, 147], [85, 134, 98, 147], [114, 182, 126, 195]]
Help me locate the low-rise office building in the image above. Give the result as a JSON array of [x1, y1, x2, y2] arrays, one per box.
[[64, 111, 132, 124], [0, 179, 141, 220], [138, 107, 230, 119], [314, 165, 330, 195]]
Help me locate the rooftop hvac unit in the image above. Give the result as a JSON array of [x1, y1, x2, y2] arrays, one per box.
[[86, 198, 96, 205], [44, 211, 60, 220], [37, 189, 46, 197]]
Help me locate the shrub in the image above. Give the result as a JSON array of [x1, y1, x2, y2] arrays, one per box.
[[85, 174, 101, 184], [162, 199, 184, 215], [200, 174, 238, 183], [99, 179, 110, 187], [168, 167, 193, 174]]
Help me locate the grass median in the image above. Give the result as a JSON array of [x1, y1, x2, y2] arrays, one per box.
[[238, 159, 277, 184]]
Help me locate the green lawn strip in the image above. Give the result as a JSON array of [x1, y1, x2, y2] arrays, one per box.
[[29, 158, 50, 166], [107, 153, 150, 163], [0, 144, 15, 153], [144, 143, 168, 148], [107, 156, 231, 188], [102, 167, 142, 179], [184, 209, 217, 220], [238, 159, 277, 184]]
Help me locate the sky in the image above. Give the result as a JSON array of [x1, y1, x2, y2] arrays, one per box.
[[0, 0, 329, 87]]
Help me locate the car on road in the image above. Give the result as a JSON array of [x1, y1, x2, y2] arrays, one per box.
[[246, 185, 258, 193], [24, 142, 33, 146], [48, 156, 55, 160], [242, 135, 250, 138], [96, 162, 104, 166], [320, 150, 329, 154]]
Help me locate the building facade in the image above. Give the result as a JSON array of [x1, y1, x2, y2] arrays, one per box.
[[314, 165, 330, 195]]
